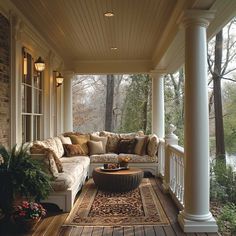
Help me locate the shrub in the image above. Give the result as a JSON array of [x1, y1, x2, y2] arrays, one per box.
[[217, 203, 236, 234]]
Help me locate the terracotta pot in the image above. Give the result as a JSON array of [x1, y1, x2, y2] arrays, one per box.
[[14, 217, 40, 232]]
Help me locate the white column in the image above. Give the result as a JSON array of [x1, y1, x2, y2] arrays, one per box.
[[63, 72, 74, 132], [151, 72, 165, 138], [177, 10, 218, 232]]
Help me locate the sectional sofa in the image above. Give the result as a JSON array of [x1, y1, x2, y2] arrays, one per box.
[[30, 131, 159, 212]]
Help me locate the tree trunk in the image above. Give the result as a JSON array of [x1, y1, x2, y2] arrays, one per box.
[[105, 74, 114, 131], [141, 76, 149, 133], [213, 30, 226, 163]]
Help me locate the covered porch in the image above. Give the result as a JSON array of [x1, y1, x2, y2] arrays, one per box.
[[1, 0, 236, 234]]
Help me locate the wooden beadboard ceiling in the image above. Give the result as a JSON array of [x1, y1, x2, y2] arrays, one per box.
[[10, 0, 218, 73]]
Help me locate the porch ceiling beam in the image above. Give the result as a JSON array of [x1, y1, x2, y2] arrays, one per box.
[[70, 60, 153, 75]]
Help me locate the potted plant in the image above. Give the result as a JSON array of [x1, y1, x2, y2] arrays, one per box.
[[0, 144, 51, 218], [12, 201, 46, 232]]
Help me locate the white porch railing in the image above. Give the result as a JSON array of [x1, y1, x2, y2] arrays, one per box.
[[169, 144, 184, 208], [158, 124, 184, 210], [158, 138, 165, 177]]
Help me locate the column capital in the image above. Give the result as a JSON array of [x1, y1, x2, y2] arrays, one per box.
[[178, 10, 215, 29], [149, 69, 166, 79]]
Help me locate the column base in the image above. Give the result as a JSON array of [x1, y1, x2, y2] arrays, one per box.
[[178, 212, 218, 233], [161, 180, 169, 193]]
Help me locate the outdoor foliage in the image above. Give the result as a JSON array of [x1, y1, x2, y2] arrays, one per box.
[[210, 159, 236, 204], [164, 69, 184, 145], [119, 74, 151, 134], [217, 203, 236, 234], [223, 81, 236, 154]]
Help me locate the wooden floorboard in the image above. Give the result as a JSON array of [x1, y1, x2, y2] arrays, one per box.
[[143, 226, 156, 236], [102, 227, 114, 236], [123, 226, 135, 236], [70, 226, 83, 236], [2, 177, 220, 236], [134, 225, 145, 236], [92, 226, 104, 236]]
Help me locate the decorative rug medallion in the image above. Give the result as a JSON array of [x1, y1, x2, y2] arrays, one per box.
[[63, 178, 169, 226]]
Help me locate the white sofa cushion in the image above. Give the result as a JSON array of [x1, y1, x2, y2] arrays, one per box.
[[118, 153, 157, 163], [51, 162, 83, 191], [90, 153, 118, 163]]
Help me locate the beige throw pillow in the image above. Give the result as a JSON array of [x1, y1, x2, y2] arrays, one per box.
[[87, 140, 105, 155], [147, 134, 160, 157], [59, 135, 72, 145], [90, 134, 107, 153]]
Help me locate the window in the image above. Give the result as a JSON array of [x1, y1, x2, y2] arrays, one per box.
[[22, 49, 43, 142]]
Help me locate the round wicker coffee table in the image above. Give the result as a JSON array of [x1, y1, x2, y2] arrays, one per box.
[[92, 167, 143, 192]]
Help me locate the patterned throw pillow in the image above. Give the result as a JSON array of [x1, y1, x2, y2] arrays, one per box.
[[117, 138, 137, 154], [87, 141, 105, 155], [69, 134, 90, 155], [134, 136, 148, 156], [100, 131, 120, 153], [30, 144, 62, 176], [63, 144, 85, 156]]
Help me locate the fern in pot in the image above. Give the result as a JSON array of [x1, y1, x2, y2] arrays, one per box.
[[0, 144, 51, 218]]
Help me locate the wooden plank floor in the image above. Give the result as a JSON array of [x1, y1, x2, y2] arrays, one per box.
[[0, 178, 220, 236]]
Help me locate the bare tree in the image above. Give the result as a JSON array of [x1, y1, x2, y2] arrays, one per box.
[[207, 18, 236, 163]]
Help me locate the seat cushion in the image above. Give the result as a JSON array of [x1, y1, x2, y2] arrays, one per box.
[[50, 162, 86, 191], [118, 154, 157, 163], [60, 156, 90, 169], [90, 153, 118, 163]]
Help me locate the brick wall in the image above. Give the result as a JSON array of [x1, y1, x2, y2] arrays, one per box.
[[0, 13, 10, 148]]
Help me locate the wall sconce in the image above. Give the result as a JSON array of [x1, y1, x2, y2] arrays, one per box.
[[23, 55, 27, 76], [34, 56, 45, 72], [56, 72, 64, 87]]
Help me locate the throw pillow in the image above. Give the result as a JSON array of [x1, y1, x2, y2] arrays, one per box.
[[134, 136, 148, 156], [100, 131, 120, 153], [59, 135, 72, 145], [117, 138, 137, 154], [90, 134, 107, 153], [87, 140, 105, 155], [30, 144, 62, 177], [69, 134, 90, 155], [147, 134, 160, 157], [63, 144, 85, 156]]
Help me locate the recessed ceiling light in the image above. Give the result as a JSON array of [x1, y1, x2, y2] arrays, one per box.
[[111, 47, 118, 50], [104, 12, 114, 17]]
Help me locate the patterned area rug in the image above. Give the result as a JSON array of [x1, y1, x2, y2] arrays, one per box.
[[63, 178, 169, 226]]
